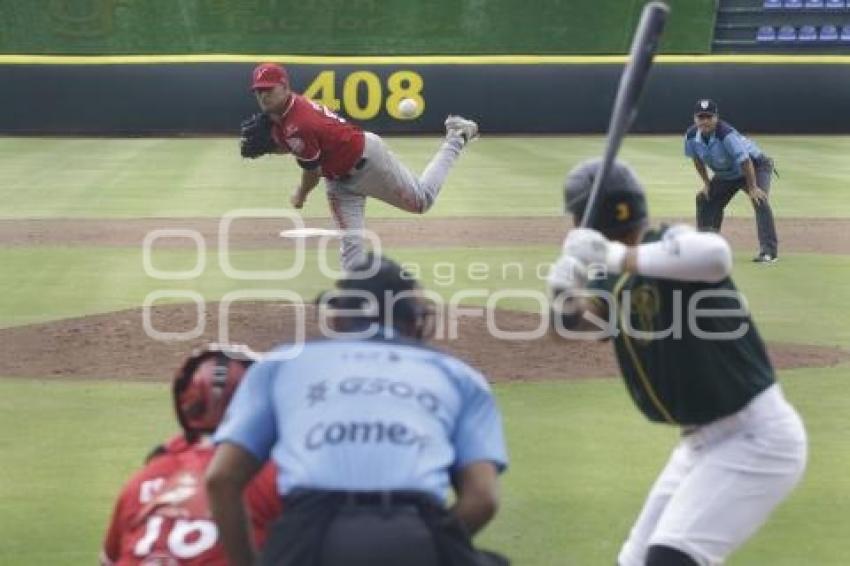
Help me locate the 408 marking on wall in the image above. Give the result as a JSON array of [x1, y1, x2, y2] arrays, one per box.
[[303, 70, 424, 121]]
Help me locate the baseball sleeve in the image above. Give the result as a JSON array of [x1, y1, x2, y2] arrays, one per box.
[[296, 156, 321, 170], [637, 224, 733, 283], [722, 132, 750, 164], [101, 502, 123, 565], [292, 129, 321, 164], [100, 479, 137, 565], [213, 360, 279, 463], [451, 364, 508, 473], [684, 135, 696, 159]]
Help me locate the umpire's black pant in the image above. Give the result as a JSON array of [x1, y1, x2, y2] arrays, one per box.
[[259, 489, 509, 566], [696, 155, 778, 256], [319, 504, 439, 566]]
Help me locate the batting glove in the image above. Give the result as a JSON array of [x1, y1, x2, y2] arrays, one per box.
[[547, 254, 586, 293], [562, 228, 628, 274]]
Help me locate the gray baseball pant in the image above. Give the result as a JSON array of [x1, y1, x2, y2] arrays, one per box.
[[325, 132, 465, 270]]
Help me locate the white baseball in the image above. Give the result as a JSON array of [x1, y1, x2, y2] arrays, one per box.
[[398, 98, 419, 119]]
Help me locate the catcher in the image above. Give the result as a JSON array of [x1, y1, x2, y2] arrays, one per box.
[[100, 344, 281, 566], [546, 159, 807, 566], [240, 63, 479, 269]]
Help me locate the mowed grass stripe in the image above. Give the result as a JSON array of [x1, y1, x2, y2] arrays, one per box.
[[1, 136, 849, 218]]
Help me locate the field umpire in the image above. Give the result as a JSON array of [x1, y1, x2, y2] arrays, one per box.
[[206, 254, 509, 566], [547, 159, 807, 565], [686, 99, 779, 263]]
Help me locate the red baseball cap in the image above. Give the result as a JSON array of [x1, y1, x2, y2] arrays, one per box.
[[251, 63, 289, 90]]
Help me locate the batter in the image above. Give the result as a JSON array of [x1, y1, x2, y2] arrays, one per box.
[[547, 159, 807, 566]]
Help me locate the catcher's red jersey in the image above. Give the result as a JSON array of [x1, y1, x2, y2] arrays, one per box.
[[101, 435, 281, 566], [271, 94, 365, 179]]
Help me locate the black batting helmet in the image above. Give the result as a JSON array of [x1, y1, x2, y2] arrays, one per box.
[[564, 158, 648, 238]]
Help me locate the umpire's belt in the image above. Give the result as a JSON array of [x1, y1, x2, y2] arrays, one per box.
[[336, 157, 368, 181], [284, 488, 439, 510]]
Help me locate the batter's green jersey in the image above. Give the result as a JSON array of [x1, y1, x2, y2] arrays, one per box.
[[588, 226, 774, 425]]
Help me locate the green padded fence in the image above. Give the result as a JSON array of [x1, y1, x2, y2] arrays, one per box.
[[0, 0, 715, 55]]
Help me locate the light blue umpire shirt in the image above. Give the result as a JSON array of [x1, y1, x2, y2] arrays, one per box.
[[214, 330, 508, 503], [684, 120, 764, 181]]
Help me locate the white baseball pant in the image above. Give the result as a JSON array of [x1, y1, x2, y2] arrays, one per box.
[[617, 384, 807, 566], [325, 131, 465, 270]]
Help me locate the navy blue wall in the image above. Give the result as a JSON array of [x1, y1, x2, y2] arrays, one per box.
[[2, 62, 848, 134]]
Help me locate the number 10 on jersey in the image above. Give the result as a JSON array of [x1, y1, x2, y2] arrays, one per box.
[[304, 70, 424, 121]]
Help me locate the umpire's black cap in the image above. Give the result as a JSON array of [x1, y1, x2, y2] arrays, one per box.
[[694, 98, 718, 115], [563, 158, 648, 238], [327, 254, 431, 338]]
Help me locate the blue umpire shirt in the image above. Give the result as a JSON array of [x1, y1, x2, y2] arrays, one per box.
[[684, 120, 764, 181], [214, 330, 508, 503]]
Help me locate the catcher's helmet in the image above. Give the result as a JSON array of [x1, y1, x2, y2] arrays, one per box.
[[172, 344, 254, 441], [322, 254, 433, 339], [564, 158, 648, 238]]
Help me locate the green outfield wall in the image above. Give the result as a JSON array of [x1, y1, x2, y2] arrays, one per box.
[[2, 55, 850, 135], [0, 0, 715, 55]]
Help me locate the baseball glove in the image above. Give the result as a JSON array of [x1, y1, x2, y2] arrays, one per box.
[[239, 113, 277, 158]]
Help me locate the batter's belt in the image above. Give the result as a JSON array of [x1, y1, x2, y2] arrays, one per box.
[[680, 384, 787, 449]]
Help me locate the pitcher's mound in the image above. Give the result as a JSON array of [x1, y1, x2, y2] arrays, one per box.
[[0, 302, 846, 382]]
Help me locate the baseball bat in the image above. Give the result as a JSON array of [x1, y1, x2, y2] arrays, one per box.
[[579, 1, 669, 228]]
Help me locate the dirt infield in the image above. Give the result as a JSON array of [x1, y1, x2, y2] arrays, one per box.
[[1, 216, 849, 254], [0, 302, 845, 382]]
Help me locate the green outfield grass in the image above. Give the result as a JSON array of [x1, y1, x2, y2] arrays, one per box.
[[1, 136, 848, 565], [2, 136, 850, 219], [0, 367, 847, 565]]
